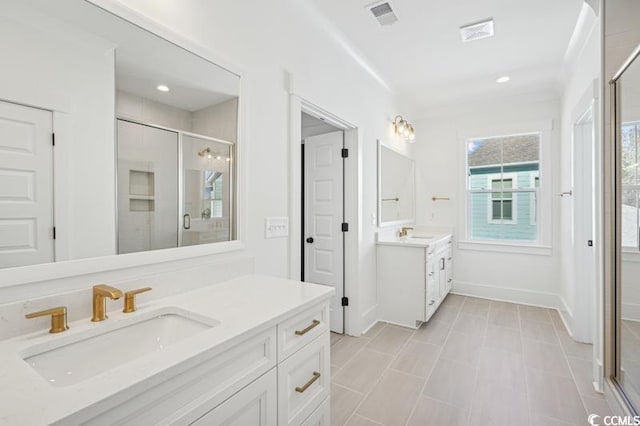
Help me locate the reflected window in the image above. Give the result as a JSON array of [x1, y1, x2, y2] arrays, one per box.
[[622, 122, 640, 248]]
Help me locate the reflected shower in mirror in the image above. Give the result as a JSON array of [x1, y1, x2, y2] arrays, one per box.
[[377, 142, 415, 226], [0, 0, 239, 267]]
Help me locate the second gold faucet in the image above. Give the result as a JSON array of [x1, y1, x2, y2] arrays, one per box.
[[91, 284, 122, 322]]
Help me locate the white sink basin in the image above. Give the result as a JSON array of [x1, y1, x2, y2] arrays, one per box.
[[21, 307, 219, 387]]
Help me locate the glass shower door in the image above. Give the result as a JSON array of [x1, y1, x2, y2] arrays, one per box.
[[181, 134, 232, 247]]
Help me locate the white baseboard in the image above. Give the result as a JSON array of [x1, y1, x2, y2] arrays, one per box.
[[359, 304, 379, 336], [452, 280, 562, 309], [558, 296, 575, 337]]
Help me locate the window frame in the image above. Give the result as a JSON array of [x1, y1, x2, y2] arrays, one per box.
[[486, 173, 518, 224], [458, 120, 552, 255]]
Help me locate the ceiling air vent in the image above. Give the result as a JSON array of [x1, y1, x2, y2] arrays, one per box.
[[459, 18, 495, 42], [369, 2, 398, 26]]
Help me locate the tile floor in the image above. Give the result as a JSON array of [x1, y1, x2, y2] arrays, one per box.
[[329, 294, 615, 426]]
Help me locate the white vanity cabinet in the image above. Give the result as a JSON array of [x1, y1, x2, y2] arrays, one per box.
[[55, 301, 331, 426], [378, 235, 453, 328]]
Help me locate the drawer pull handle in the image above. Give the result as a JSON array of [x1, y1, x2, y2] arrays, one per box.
[[295, 371, 321, 393], [295, 319, 320, 336]]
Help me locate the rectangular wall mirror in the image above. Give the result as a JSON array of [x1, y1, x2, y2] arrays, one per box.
[[0, 0, 240, 270], [377, 141, 415, 226]]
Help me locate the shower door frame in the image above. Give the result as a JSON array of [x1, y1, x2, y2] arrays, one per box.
[[115, 116, 236, 250]]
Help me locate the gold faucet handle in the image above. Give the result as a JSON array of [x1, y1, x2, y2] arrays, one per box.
[[25, 307, 68, 334], [123, 287, 152, 313]]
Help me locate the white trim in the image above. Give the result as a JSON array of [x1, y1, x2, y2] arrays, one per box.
[[451, 280, 561, 309], [288, 91, 360, 336], [457, 240, 552, 255], [360, 304, 379, 336], [459, 121, 552, 248]]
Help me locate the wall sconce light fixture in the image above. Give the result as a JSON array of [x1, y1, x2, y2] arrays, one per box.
[[393, 115, 415, 143], [198, 147, 231, 162]]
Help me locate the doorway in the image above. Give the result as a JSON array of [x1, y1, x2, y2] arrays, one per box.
[[572, 102, 597, 344], [301, 112, 345, 333]]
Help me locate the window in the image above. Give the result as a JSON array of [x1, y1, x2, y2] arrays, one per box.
[[490, 178, 513, 221], [622, 122, 640, 248], [466, 133, 540, 242]]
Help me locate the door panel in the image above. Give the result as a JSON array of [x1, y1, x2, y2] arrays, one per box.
[[0, 100, 53, 268], [304, 131, 344, 333]]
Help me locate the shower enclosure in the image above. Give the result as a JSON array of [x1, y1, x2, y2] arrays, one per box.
[[117, 119, 234, 254]]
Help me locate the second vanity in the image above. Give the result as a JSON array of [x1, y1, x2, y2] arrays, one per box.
[[377, 229, 453, 329], [0, 275, 334, 426]]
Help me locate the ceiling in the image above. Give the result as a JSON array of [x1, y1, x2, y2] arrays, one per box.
[[309, 0, 584, 112], [24, 0, 239, 112]]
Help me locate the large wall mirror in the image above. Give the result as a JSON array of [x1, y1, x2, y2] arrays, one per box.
[[613, 42, 640, 411], [377, 141, 415, 226], [0, 0, 240, 270]]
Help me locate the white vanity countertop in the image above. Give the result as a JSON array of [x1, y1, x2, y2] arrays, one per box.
[[0, 275, 334, 425], [376, 232, 452, 248]]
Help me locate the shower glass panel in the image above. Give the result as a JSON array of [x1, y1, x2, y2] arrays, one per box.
[[181, 134, 232, 247], [613, 44, 640, 410], [117, 120, 179, 254]]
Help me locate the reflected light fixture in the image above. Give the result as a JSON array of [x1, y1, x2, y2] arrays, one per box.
[[393, 115, 416, 143], [156, 84, 170, 92], [198, 147, 213, 159], [496, 76, 510, 84]]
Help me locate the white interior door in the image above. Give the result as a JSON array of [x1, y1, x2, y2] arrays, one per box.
[[0, 100, 53, 268], [572, 107, 595, 343], [304, 131, 344, 333]]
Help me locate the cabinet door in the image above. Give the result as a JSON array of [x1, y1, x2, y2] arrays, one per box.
[[426, 257, 438, 319], [302, 397, 330, 426], [445, 247, 453, 293], [437, 252, 448, 301], [191, 369, 277, 426]]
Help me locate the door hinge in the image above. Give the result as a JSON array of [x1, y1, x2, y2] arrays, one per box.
[[52, 133, 55, 146], [52, 227, 56, 240], [341, 222, 349, 232], [341, 297, 349, 307], [341, 148, 349, 158]]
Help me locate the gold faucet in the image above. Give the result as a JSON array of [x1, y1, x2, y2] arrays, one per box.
[[399, 226, 414, 238], [123, 287, 152, 313], [91, 284, 122, 322], [25, 306, 68, 333]]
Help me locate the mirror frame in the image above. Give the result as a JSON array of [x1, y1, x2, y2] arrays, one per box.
[[377, 139, 415, 227], [0, 0, 246, 292]]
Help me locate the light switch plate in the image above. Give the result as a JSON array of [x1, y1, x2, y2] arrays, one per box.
[[265, 217, 289, 238]]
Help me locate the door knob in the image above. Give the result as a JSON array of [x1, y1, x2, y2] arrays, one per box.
[[306, 237, 314, 243]]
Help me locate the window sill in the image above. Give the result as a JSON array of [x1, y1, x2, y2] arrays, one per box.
[[458, 240, 552, 256]]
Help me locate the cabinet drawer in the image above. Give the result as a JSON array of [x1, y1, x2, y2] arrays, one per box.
[[302, 397, 330, 426], [191, 368, 277, 426], [59, 327, 277, 426], [277, 302, 329, 361], [278, 333, 330, 426]]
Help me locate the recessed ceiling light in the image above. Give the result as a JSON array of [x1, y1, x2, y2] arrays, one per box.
[[496, 76, 510, 84], [156, 84, 170, 92]]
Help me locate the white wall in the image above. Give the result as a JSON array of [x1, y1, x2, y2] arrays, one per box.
[[0, 5, 116, 262], [192, 98, 239, 143], [0, 0, 409, 335], [414, 94, 563, 307]]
